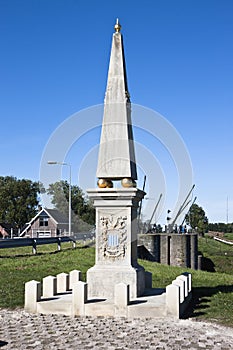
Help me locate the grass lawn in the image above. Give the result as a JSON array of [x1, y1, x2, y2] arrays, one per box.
[[198, 236, 233, 274], [224, 233, 233, 240], [0, 237, 233, 327], [0, 243, 95, 309]]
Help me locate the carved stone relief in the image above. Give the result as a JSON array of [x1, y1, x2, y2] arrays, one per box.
[[99, 214, 127, 259]]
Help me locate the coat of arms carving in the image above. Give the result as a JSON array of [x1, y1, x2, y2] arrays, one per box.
[[99, 214, 127, 259]]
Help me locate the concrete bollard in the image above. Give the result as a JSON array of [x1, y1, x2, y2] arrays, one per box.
[[182, 272, 192, 292], [172, 278, 185, 303], [25, 280, 41, 313], [69, 270, 81, 290], [56, 272, 69, 293], [72, 281, 87, 316], [177, 275, 188, 297], [42, 275, 57, 298], [114, 283, 129, 317], [166, 283, 180, 318]]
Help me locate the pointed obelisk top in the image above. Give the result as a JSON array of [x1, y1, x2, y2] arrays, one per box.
[[114, 18, 121, 32], [96, 20, 137, 188]]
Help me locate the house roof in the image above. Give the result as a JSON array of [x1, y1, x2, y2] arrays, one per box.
[[20, 208, 69, 236], [45, 209, 68, 224]]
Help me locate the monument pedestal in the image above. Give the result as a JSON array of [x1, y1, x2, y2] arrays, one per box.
[[86, 188, 146, 299]]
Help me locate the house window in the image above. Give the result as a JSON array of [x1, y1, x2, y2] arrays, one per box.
[[37, 231, 50, 238], [39, 217, 49, 226]]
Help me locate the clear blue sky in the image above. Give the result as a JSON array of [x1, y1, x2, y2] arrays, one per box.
[[0, 0, 233, 224]]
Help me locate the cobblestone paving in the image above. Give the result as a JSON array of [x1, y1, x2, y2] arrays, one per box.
[[0, 309, 233, 349]]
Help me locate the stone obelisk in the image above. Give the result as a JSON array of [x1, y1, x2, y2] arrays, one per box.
[[96, 19, 137, 188], [87, 20, 148, 300]]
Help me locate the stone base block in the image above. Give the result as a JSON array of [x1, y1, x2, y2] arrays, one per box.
[[87, 264, 145, 300], [72, 281, 87, 316], [25, 280, 41, 313]]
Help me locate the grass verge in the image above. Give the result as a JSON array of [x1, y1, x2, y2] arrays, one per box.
[[0, 243, 95, 308], [140, 259, 233, 327], [198, 236, 233, 274], [0, 239, 233, 327]]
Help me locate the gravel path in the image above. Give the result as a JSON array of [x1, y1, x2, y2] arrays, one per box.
[[0, 308, 233, 349]]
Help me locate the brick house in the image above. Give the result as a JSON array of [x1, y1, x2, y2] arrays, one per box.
[[20, 208, 69, 238]]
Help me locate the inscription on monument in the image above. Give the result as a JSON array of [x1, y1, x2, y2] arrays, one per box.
[[100, 215, 127, 259]]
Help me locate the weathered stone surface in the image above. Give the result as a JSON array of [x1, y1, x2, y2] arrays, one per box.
[[114, 283, 129, 317], [177, 275, 189, 297], [56, 272, 69, 293], [86, 188, 146, 299], [69, 269, 81, 290], [24, 280, 41, 313], [138, 233, 199, 269], [172, 278, 185, 303], [42, 275, 57, 298], [183, 271, 192, 292], [166, 283, 180, 317], [72, 281, 87, 316], [96, 26, 137, 180]]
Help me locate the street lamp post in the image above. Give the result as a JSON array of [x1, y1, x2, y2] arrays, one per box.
[[47, 161, 72, 236]]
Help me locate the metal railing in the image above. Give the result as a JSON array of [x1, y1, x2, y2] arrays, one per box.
[[0, 236, 76, 254]]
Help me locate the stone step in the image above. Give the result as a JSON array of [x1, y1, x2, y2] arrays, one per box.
[[37, 294, 72, 316], [128, 292, 167, 318], [36, 291, 167, 318]]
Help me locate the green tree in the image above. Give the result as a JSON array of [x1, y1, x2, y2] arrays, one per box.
[[208, 222, 233, 233], [0, 176, 40, 228], [47, 181, 95, 231], [185, 203, 208, 234]]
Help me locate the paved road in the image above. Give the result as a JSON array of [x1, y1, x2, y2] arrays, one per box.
[[0, 308, 233, 349]]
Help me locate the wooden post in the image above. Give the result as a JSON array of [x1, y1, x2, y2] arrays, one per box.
[[57, 237, 61, 251], [32, 239, 37, 254]]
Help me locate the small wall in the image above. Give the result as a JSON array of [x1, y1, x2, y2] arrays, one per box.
[[166, 272, 192, 318], [25, 269, 192, 319], [138, 233, 198, 269]]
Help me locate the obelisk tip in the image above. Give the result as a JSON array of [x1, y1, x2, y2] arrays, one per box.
[[114, 18, 121, 33]]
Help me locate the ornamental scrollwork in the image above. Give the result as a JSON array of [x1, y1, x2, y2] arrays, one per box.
[[99, 215, 127, 259]]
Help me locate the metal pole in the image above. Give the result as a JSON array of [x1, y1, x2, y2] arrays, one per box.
[[47, 161, 72, 237], [138, 175, 146, 231], [148, 193, 163, 227], [68, 164, 71, 237], [170, 184, 195, 227], [139, 175, 146, 218]]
